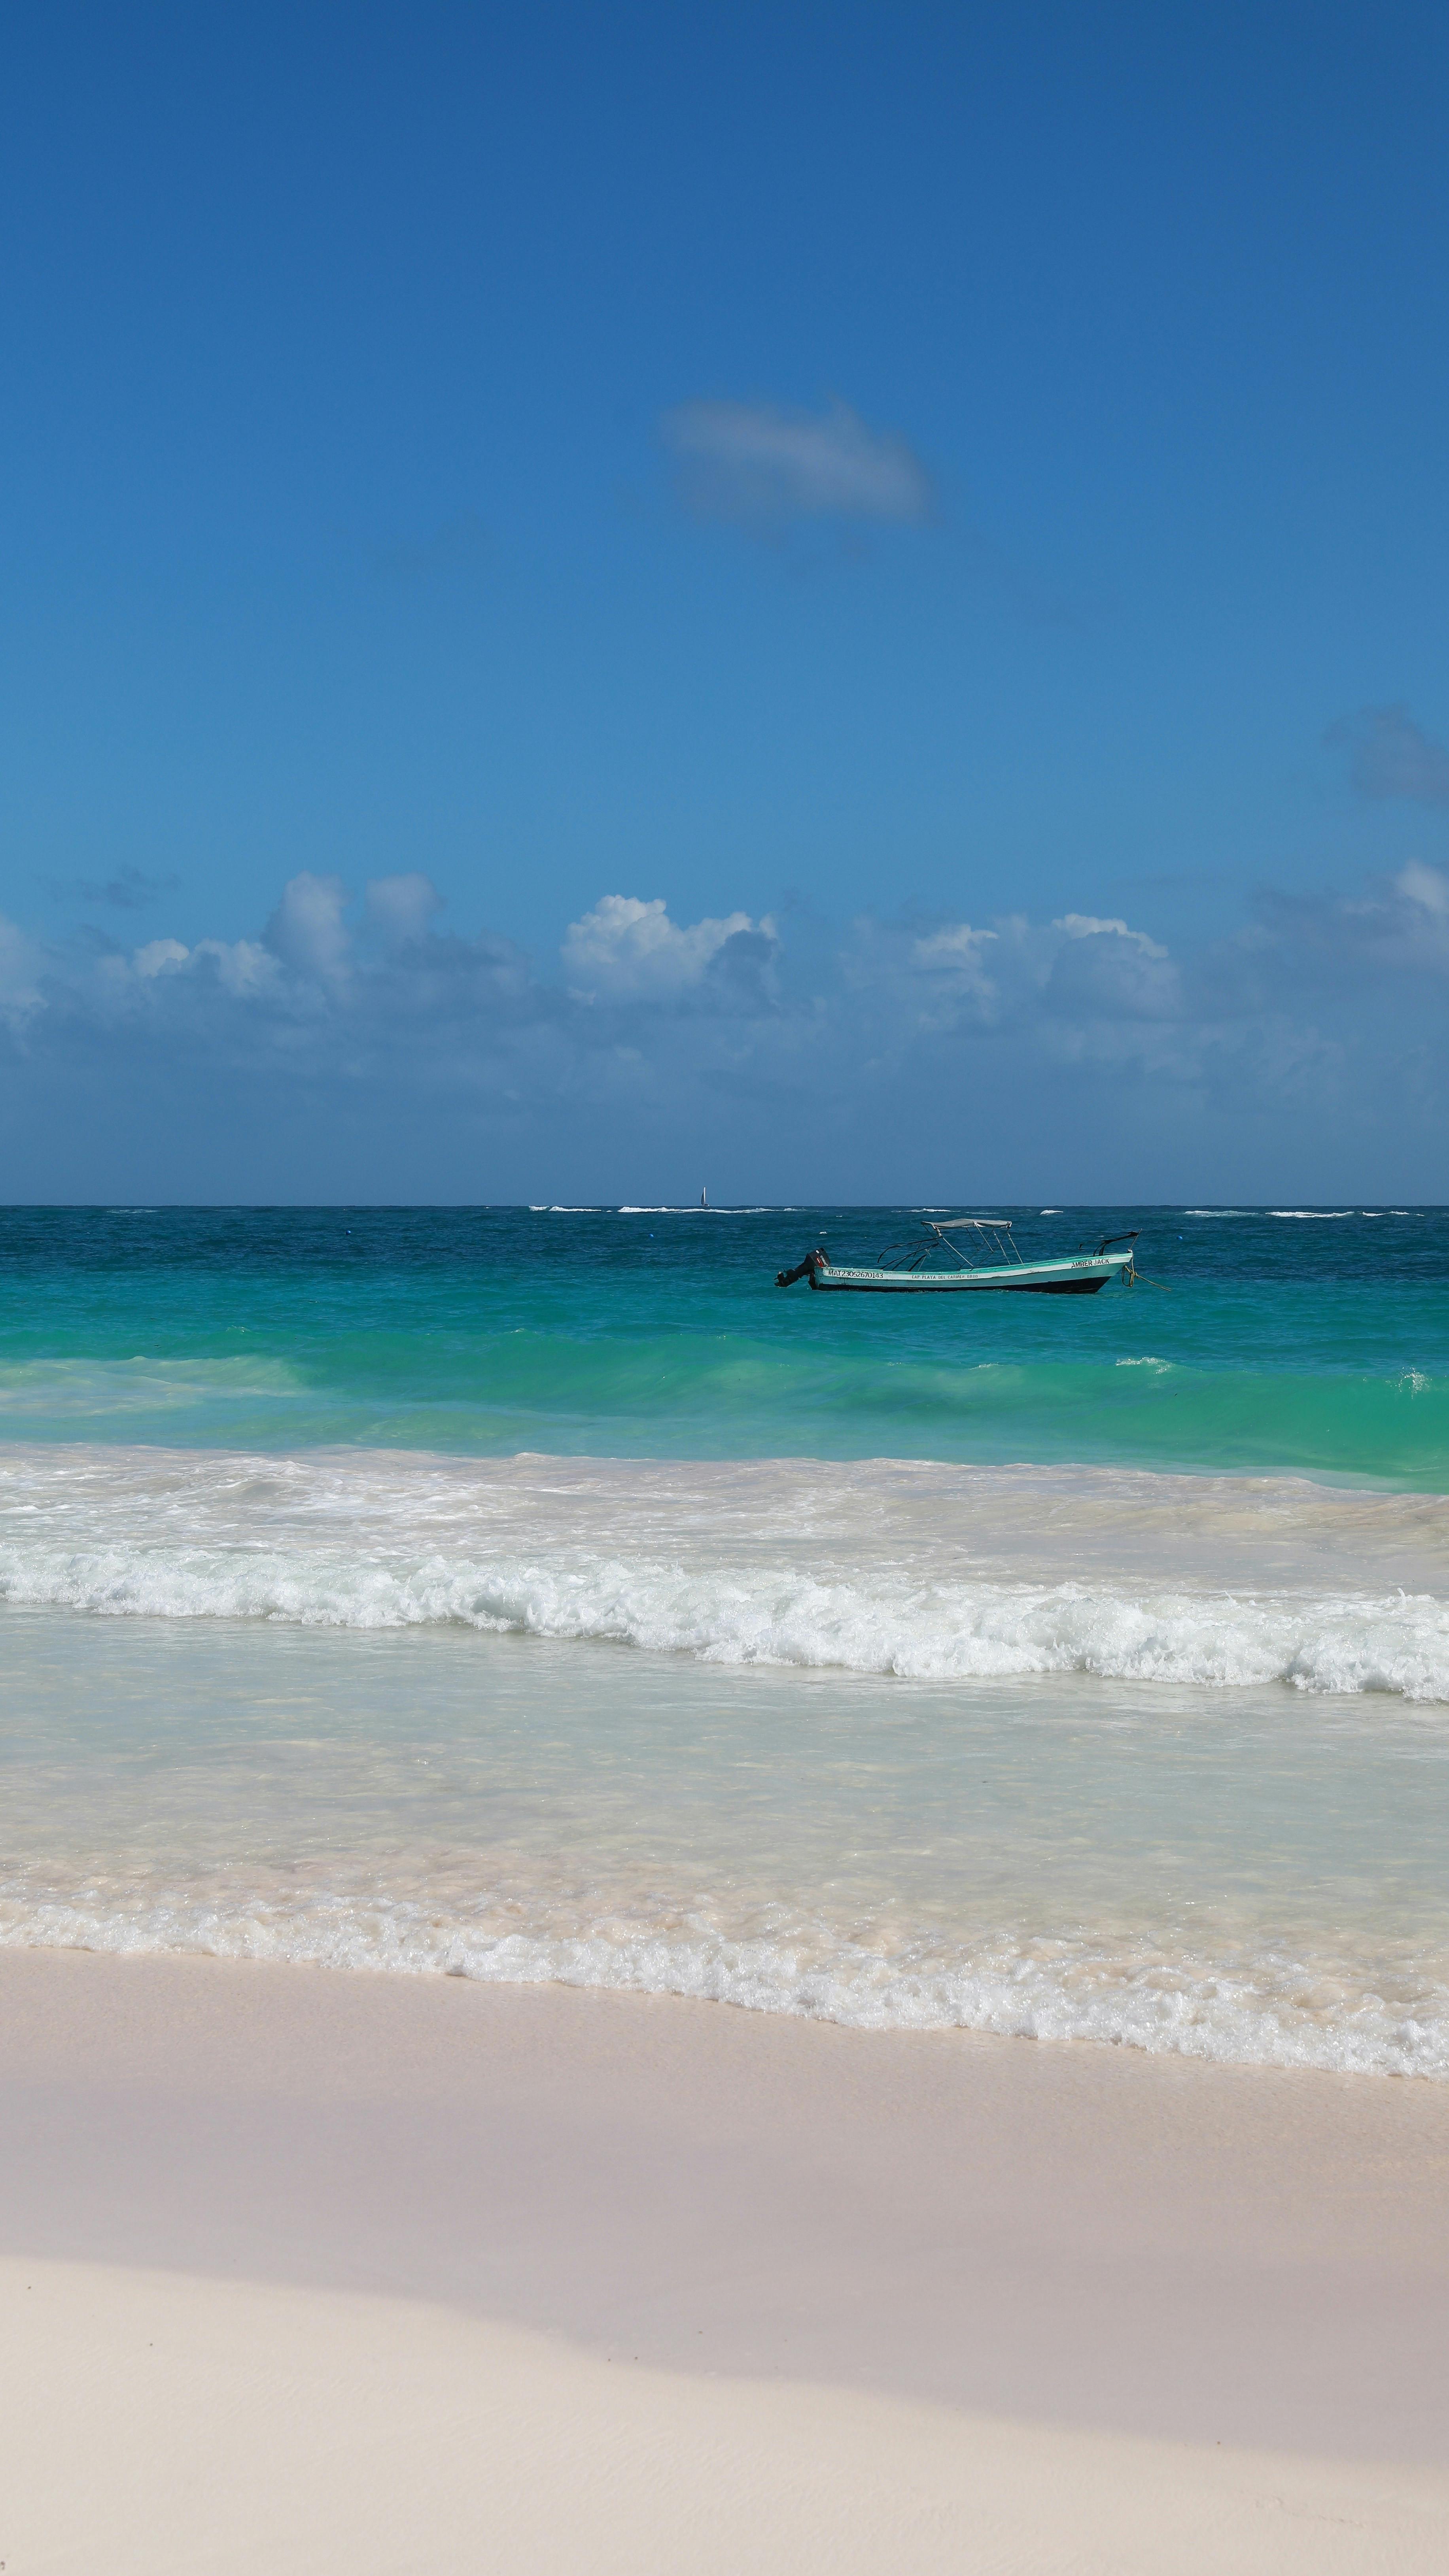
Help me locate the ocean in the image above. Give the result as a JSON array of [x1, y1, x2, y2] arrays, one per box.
[[2, 1203, 1447, 2076]]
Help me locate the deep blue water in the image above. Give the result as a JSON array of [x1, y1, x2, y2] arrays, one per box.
[[1, 1203, 1446, 1483]]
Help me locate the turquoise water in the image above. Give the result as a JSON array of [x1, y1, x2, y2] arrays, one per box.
[[2, 1204, 1447, 1480], [2, 1204, 1447, 2076]]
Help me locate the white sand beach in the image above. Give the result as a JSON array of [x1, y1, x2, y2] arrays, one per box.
[[2, 1946, 1447, 2572]]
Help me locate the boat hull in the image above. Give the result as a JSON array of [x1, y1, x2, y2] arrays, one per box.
[[807, 1255, 1129, 1294]]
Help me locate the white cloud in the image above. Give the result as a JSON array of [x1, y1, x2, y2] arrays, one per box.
[[367, 873, 444, 945], [905, 922, 1000, 1016], [264, 872, 352, 977], [1053, 914, 1169, 958], [1398, 860, 1449, 916], [1045, 934, 1180, 1026], [562, 894, 773, 1000], [663, 399, 933, 526], [851, 907, 1185, 1046], [132, 938, 191, 978], [192, 937, 280, 998], [911, 923, 998, 972], [114, 933, 280, 999], [5, 856, 1449, 1196]]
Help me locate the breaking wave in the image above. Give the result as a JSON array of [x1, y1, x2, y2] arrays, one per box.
[[2, 1443, 1447, 1699], [2, 1536, 1448, 1698]]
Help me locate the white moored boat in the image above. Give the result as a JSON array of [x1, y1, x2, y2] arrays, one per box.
[[776, 1217, 1138, 1296]]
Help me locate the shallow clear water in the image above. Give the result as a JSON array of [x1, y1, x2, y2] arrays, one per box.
[[2, 1204, 1447, 2075]]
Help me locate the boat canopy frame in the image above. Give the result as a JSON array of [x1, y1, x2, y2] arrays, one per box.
[[871, 1217, 1027, 1272], [866, 1218, 1140, 1276]]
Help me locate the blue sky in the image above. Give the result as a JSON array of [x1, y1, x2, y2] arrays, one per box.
[[4, 0, 1449, 1200]]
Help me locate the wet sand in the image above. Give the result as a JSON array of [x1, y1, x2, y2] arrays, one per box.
[[2, 1946, 1447, 2571]]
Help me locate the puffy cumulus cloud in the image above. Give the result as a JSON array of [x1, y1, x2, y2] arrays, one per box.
[[96, 934, 280, 1004], [366, 873, 445, 947], [201, 938, 282, 998], [4, 859, 1449, 1197], [663, 398, 933, 528], [562, 894, 779, 1004], [264, 871, 352, 978], [36, 876, 526, 1079], [132, 939, 191, 978], [1328, 705, 1449, 805], [858, 920, 1004, 1030], [855, 908, 1179, 1032], [1044, 916, 1179, 1024], [911, 923, 999, 982]]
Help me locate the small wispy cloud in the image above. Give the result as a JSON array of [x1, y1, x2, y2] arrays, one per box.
[[47, 866, 180, 911], [1053, 913, 1168, 959], [662, 398, 934, 529], [1327, 705, 1449, 804]]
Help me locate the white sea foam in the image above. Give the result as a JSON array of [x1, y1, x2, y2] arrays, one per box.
[[2, 1444, 1447, 1698], [3, 1882, 1445, 2080], [2, 1538, 1445, 1695], [4, 1451, 1449, 2078]]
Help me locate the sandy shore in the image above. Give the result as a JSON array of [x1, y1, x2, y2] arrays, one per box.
[[2, 1948, 1447, 2571]]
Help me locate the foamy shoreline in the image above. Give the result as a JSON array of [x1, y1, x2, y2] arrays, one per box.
[[1, 1948, 1447, 2570], [4, 1443, 1449, 1693]]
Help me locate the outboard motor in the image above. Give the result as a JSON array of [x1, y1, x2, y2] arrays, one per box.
[[776, 1249, 829, 1287]]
